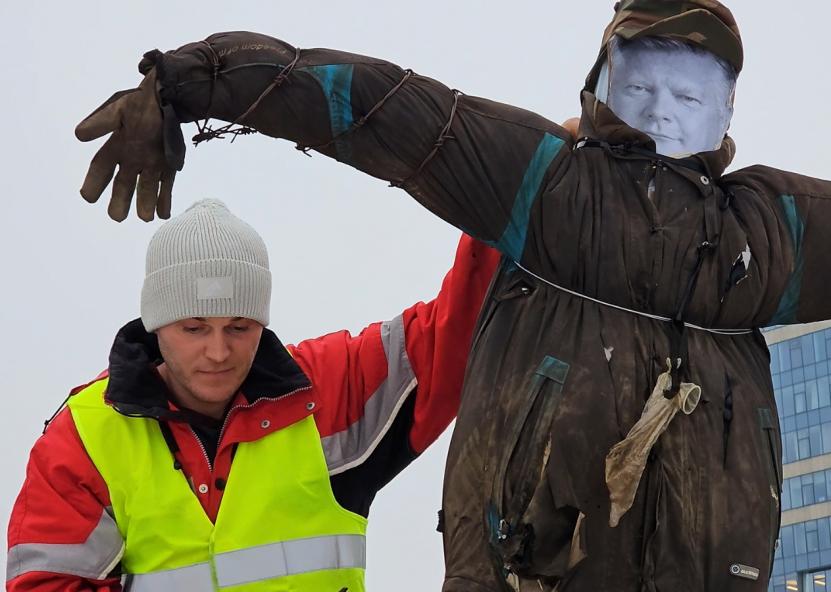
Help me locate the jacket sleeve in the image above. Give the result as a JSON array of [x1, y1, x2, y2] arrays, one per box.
[[7, 409, 123, 592], [151, 32, 572, 257], [289, 234, 500, 477], [725, 165, 831, 325]]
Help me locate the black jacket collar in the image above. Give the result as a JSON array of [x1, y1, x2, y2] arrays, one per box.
[[105, 319, 311, 423]]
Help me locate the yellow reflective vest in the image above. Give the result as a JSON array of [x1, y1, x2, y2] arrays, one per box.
[[68, 379, 368, 591]]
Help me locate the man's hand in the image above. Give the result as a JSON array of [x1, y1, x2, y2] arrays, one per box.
[[561, 117, 580, 140], [75, 69, 178, 222]]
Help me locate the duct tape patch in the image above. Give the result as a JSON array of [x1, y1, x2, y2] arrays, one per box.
[[729, 564, 759, 581]]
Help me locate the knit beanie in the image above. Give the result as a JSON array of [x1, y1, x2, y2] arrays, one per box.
[[140, 199, 271, 332]]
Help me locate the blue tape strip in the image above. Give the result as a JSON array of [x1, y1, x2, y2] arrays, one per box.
[[535, 355, 570, 384], [769, 194, 805, 325], [495, 133, 565, 261], [486, 504, 503, 544], [302, 64, 355, 159]]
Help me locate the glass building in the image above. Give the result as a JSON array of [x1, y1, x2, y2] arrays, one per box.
[[767, 321, 831, 592]]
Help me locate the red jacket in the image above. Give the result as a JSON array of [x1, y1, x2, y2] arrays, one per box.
[[6, 235, 500, 592]]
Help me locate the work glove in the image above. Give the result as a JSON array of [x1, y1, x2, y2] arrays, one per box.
[[75, 67, 184, 222]]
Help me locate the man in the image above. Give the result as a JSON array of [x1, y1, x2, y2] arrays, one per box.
[[7, 199, 500, 591], [70, 1, 831, 589]]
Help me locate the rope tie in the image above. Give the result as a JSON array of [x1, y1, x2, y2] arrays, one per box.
[[513, 261, 753, 336]]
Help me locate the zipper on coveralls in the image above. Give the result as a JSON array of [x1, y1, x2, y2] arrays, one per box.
[[723, 375, 734, 468], [647, 162, 665, 305]]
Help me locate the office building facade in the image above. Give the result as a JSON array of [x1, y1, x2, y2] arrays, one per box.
[[767, 321, 831, 592]]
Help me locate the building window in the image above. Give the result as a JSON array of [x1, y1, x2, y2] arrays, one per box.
[[807, 521, 820, 553], [791, 478, 805, 509], [800, 434, 812, 460], [780, 344, 793, 372], [810, 426, 823, 458], [803, 475, 816, 507], [814, 471, 828, 504], [794, 522, 807, 556], [784, 432, 798, 464]]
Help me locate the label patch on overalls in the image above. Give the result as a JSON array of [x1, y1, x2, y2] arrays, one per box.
[[729, 563, 759, 581]]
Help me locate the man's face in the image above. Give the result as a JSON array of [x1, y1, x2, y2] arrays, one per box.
[[156, 316, 263, 418], [607, 44, 734, 156]]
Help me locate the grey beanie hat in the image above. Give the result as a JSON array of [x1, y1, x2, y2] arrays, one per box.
[[140, 199, 271, 332]]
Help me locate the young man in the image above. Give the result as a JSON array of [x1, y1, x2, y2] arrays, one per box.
[[7, 199, 500, 591], [72, 1, 831, 589]]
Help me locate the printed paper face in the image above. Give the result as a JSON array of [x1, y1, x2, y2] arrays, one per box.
[[601, 41, 734, 157]]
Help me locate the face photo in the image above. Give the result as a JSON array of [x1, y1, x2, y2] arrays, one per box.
[[602, 37, 736, 156]]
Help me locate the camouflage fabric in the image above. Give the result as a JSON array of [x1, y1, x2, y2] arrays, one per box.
[[586, 0, 743, 92]]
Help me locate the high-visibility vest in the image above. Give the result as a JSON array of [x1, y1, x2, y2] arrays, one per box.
[[68, 379, 367, 591]]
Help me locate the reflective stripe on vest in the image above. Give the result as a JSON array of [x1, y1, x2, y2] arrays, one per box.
[[68, 379, 367, 591], [130, 534, 365, 591]]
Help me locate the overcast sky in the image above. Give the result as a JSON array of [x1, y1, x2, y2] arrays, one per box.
[[1, 1, 829, 589]]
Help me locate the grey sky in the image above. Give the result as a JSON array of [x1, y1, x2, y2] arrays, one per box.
[[1, 1, 828, 589]]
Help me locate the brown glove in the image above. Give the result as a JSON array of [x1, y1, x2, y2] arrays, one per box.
[[75, 68, 182, 222]]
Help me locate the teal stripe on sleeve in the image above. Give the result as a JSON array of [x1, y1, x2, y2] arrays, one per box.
[[769, 194, 805, 325], [495, 133, 565, 261], [302, 65, 355, 159]]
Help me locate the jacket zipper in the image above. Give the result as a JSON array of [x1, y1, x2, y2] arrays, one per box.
[[187, 424, 214, 471], [182, 384, 312, 483]]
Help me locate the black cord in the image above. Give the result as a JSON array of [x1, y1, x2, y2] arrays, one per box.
[[158, 421, 184, 472]]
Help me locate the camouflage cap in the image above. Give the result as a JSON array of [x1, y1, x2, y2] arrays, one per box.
[[586, 0, 743, 90]]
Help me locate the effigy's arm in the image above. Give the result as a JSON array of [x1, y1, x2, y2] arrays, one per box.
[[725, 165, 831, 325], [77, 31, 574, 260]]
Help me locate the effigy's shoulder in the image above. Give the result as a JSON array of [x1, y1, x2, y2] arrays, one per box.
[[722, 164, 831, 199]]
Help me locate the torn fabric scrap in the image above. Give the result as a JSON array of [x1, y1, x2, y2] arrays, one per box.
[[605, 359, 701, 527]]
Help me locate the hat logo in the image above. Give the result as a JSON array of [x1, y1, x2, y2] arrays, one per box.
[[197, 277, 234, 300]]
